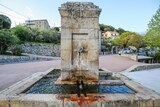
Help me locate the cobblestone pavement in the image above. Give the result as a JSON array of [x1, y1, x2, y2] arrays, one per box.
[[0, 55, 144, 91]]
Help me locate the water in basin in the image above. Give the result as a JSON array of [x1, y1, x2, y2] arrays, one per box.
[[23, 70, 135, 94]]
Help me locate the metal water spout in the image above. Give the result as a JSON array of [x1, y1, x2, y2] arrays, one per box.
[[79, 47, 85, 53], [76, 80, 87, 97], [73, 46, 87, 53]]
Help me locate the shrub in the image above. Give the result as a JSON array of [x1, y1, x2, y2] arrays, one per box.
[[11, 25, 60, 44], [12, 25, 32, 41], [0, 29, 19, 54], [30, 28, 41, 42], [151, 51, 160, 62], [49, 30, 60, 44], [10, 45, 23, 56], [40, 29, 60, 44]]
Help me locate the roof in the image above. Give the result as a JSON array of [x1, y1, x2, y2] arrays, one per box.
[[103, 31, 119, 37], [105, 31, 119, 34]]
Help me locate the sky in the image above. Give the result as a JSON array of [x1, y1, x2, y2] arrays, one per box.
[[0, 0, 159, 33]]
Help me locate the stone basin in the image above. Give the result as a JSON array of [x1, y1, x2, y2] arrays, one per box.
[[0, 68, 160, 107], [23, 69, 135, 94], [0, 2, 160, 107]]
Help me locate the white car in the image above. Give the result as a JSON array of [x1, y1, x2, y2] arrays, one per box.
[[118, 48, 132, 55]]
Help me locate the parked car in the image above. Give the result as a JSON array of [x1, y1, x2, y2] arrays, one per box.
[[137, 50, 155, 56], [118, 50, 123, 55], [137, 52, 147, 56], [118, 48, 132, 55]]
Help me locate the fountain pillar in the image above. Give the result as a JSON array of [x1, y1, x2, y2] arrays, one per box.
[[58, 2, 101, 83]]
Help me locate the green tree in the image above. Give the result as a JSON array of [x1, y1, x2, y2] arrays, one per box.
[[128, 33, 144, 49], [12, 25, 60, 43], [113, 36, 120, 46], [99, 24, 106, 31], [30, 28, 41, 42], [104, 25, 115, 31], [100, 24, 126, 35], [144, 6, 160, 47], [0, 29, 19, 54], [100, 24, 115, 32], [53, 27, 60, 32], [116, 28, 125, 35], [0, 14, 11, 29], [50, 29, 60, 44], [12, 25, 32, 41], [37, 29, 60, 43], [113, 32, 144, 49]]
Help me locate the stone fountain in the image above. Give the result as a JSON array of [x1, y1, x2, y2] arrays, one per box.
[[0, 2, 160, 107], [56, 2, 101, 84]]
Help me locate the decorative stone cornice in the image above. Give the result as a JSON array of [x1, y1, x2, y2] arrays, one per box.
[[59, 2, 101, 10], [59, 2, 101, 18]]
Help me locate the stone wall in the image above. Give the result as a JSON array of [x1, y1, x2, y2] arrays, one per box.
[[129, 64, 160, 72], [0, 55, 53, 64], [121, 54, 138, 61], [21, 42, 60, 57]]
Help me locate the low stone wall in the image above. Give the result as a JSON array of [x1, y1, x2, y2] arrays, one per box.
[[99, 52, 112, 55], [129, 64, 160, 72], [121, 53, 138, 61], [21, 42, 60, 57], [0, 55, 53, 64]]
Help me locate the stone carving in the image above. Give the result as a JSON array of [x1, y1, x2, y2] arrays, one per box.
[[59, 2, 101, 20], [61, 2, 99, 10]]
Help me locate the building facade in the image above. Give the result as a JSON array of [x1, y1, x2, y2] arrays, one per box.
[[102, 31, 119, 39], [25, 19, 50, 30]]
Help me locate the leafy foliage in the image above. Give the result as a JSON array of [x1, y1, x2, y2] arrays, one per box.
[[116, 28, 125, 35], [40, 29, 60, 43], [52, 27, 60, 32], [0, 29, 19, 54], [113, 32, 144, 49], [148, 6, 160, 31], [0, 14, 11, 29], [144, 6, 160, 48], [10, 45, 23, 56], [100, 24, 126, 34], [12, 25, 32, 41], [100, 24, 115, 32], [150, 50, 160, 62], [12, 26, 60, 44], [101, 37, 114, 52]]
